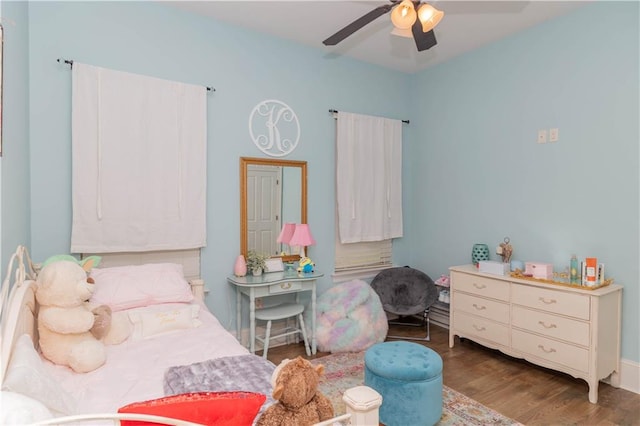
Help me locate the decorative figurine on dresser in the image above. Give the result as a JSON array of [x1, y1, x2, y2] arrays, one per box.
[[496, 237, 513, 264]]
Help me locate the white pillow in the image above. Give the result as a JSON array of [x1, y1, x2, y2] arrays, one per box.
[[1, 334, 77, 416], [90, 263, 194, 311], [0, 391, 54, 424], [128, 304, 202, 340]]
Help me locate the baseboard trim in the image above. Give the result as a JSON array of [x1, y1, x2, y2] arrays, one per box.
[[604, 358, 640, 395]]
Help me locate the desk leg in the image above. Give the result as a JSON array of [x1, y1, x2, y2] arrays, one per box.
[[312, 283, 317, 355], [236, 288, 242, 344], [249, 289, 256, 354]]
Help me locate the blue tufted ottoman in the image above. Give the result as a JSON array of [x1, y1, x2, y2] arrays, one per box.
[[364, 341, 443, 426]]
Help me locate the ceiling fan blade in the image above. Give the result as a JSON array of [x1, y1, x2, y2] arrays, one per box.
[[411, 19, 437, 51], [323, 3, 395, 46]]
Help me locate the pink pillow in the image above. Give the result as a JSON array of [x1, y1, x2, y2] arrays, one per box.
[[90, 263, 193, 311]]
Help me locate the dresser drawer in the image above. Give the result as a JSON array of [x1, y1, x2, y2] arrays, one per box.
[[452, 272, 509, 301], [512, 329, 589, 373], [512, 305, 590, 346], [454, 292, 509, 323], [512, 285, 590, 320], [269, 281, 302, 294], [453, 311, 509, 346]]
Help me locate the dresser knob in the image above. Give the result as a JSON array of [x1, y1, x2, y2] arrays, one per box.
[[472, 304, 486, 311], [472, 325, 486, 332], [473, 283, 487, 289], [539, 297, 557, 304]]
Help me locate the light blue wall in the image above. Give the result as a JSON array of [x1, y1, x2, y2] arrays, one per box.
[[0, 1, 31, 272], [407, 2, 639, 361], [26, 1, 410, 329]]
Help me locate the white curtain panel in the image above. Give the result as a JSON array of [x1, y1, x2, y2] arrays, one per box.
[[71, 63, 207, 253], [336, 112, 403, 243]]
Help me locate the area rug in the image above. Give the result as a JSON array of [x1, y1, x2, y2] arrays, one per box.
[[310, 351, 521, 426]]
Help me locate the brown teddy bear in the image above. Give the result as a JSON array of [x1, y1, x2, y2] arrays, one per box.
[[256, 356, 334, 426]]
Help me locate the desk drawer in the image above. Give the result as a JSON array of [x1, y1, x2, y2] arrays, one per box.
[[269, 281, 302, 294]]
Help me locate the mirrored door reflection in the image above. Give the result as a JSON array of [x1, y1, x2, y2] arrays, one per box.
[[247, 164, 301, 256]]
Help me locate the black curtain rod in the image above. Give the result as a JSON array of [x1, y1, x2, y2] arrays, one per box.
[[329, 109, 409, 124], [56, 58, 216, 92]]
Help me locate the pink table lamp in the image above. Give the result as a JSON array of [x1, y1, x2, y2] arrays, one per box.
[[276, 222, 296, 255], [289, 224, 316, 258]]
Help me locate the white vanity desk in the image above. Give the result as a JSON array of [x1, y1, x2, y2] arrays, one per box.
[[227, 270, 323, 355]]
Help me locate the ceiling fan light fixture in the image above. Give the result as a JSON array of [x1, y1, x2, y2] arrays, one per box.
[[391, 0, 417, 30], [417, 3, 444, 33]]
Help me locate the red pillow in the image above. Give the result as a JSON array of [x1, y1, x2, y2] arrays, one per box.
[[118, 391, 266, 426]]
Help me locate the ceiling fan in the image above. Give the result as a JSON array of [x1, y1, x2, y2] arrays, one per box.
[[322, 0, 445, 52]]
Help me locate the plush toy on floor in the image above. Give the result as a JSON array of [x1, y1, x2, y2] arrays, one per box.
[[256, 356, 334, 426], [36, 256, 131, 373]]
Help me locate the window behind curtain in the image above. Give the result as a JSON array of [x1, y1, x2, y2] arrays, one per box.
[[334, 217, 393, 275]]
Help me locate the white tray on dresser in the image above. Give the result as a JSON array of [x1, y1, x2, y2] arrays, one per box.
[[448, 264, 622, 404]]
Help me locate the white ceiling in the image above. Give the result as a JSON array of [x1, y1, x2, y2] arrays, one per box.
[[166, 1, 590, 74]]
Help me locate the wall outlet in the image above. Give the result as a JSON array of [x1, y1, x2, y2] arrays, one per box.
[[255, 298, 264, 309], [549, 128, 559, 142], [537, 129, 547, 144]]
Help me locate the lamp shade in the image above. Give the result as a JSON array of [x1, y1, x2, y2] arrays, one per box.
[[417, 3, 444, 33], [276, 222, 296, 244], [289, 224, 316, 247], [390, 0, 417, 30]]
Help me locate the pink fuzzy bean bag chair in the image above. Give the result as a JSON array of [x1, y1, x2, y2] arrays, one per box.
[[309, 279, 388, 353]]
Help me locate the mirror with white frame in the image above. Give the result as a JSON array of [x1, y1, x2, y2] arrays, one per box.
[[240, 157, 307, 262]]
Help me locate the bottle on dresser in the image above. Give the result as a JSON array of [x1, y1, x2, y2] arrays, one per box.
[[583, 257, 598, 286], [570, 254, 580, 284]]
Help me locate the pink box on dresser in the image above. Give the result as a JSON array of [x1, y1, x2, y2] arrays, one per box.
[[525, 262, 553, 279]]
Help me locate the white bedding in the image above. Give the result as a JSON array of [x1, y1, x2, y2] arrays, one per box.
[[43, 301, 249, 415]]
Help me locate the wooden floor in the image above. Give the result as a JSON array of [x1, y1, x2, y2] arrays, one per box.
[[263, 324, 640, 425]]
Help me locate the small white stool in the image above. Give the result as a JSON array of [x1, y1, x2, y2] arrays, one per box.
[[255, 303, 311, 359]]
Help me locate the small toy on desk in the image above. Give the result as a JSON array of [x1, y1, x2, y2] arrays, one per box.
[[297, 257, 315, 273]]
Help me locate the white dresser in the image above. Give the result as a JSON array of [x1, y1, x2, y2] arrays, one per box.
[[449, 264, 622, 403]]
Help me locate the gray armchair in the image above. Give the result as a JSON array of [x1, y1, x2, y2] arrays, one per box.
[[370, 266, 438, 341]]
